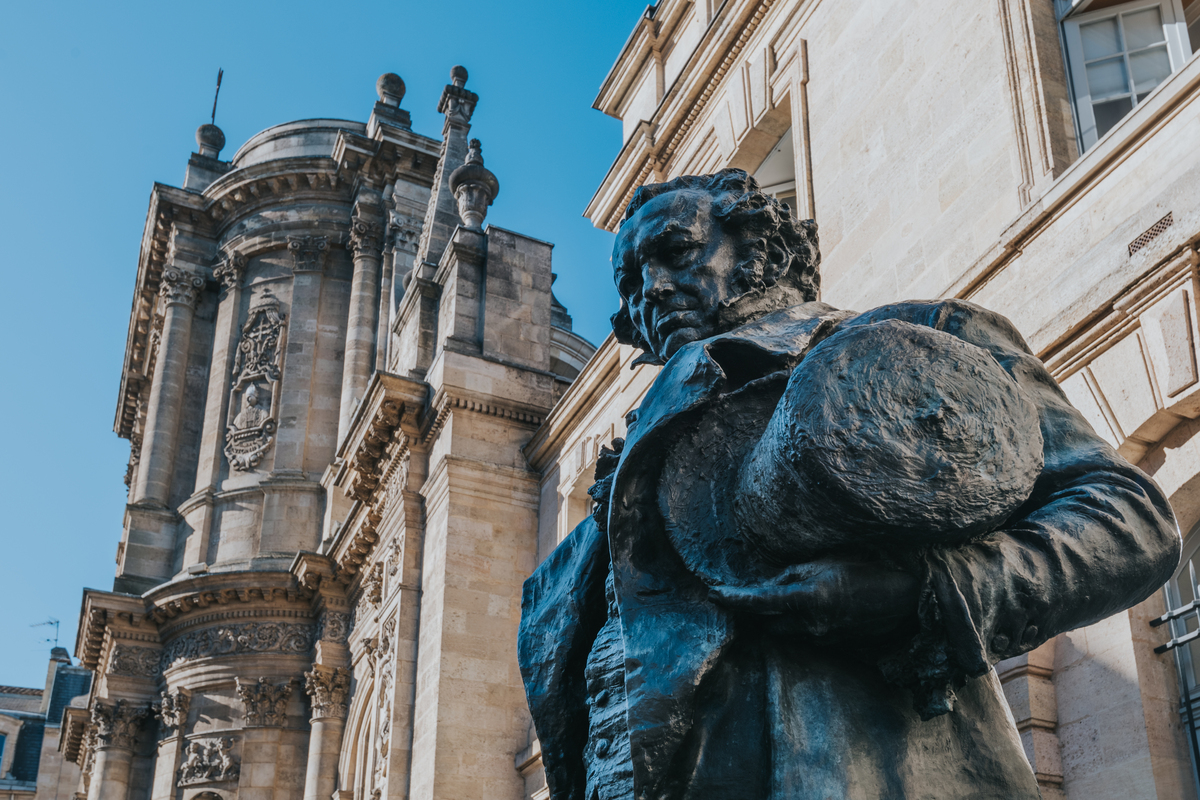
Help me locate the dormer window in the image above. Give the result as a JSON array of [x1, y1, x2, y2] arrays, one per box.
[[1062, 0, 1195, 150]]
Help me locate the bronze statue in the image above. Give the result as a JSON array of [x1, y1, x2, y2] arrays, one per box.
[[518, 169, 1180, 799]]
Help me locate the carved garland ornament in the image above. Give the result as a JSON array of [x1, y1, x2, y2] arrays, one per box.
[[161, 622, 315, 670], [178, 737, 240, 785], [225, 293, 287, 471], [236, 678, 293, 728]]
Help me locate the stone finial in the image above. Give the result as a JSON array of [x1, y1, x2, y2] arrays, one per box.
[[196, 124, 225, 159], [448, 139, 499, 230], [376, 73, 406, 107], [438, 66, 478, 126]]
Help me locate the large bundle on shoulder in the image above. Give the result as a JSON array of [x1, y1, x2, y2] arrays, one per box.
[[735, 319, 1044, 564]]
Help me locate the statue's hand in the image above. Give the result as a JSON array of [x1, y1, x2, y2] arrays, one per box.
[[707, 557, 918, 640]]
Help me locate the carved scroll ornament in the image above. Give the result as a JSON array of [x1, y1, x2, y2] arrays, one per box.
[[161, 622, 315, 670], [316, 611, 350, 645]]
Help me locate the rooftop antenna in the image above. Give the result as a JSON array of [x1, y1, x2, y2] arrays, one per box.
[[31, 618, 60, 648], [211, 67, 224, 126]]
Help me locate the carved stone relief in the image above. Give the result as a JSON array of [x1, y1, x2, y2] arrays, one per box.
[[225, 293, 286, 471], [161, 622, 315, 670], [178, 737, 240, 785], [361, 563, 383, 610], [316, 611, 350, 645], [156, 689, 190, 730], [372, 617, 398, 792], [304, 667, 351, 720], [108, 644, 161, 678], [236, 678, 293, 728], [91, 700, 152, 750]]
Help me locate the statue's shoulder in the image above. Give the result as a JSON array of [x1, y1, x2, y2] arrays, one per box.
[[840, 299, 1033, 356]]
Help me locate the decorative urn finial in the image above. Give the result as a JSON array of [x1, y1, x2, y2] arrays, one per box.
[[196, 124, 225, 158], [448, 139, 499, 230], [376, 73, 406, 107], [450, 65, 468, 88]]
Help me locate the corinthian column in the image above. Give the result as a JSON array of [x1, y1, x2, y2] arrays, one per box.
[[133, 268, 205, 506], [302, 667, 351, 800], [338, 197, 384, 443], [86, 701, 150, 800]]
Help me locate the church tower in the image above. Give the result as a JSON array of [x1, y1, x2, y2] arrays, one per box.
[[68, 69, 594, 800]]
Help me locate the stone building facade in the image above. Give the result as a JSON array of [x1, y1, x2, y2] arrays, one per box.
[[67, 67, 595, 800], [63, 3, 1200, 800], [540, 1, 1200, 799]]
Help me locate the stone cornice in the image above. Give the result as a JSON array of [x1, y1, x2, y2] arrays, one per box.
[[144, 571, 312, 627], [76, 590, 152, 672], [586, 0, 779, 232]]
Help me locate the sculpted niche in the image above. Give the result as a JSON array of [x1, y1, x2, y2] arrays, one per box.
[[518, 169, 1181, 800], [225, 291, 286, 471]]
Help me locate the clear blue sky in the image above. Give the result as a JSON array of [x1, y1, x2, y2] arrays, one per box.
[[0, 0, 648, 688]]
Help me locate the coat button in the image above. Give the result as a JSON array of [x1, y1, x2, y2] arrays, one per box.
[[594, 689, 610, 708], [595, 738, 610, 757], [991, 633, 1010, 653]]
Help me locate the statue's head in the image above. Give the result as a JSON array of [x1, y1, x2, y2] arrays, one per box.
[[244, 385, 259, 407], [611, 168, 820, 364]]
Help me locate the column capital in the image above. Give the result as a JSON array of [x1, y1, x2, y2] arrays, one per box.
[[158, 268, 205, 309], [213, 251, 247, 291], [288, 235, 330, 273], [235, 677, 293, 727], [304, 666, 351, 721], [350, 217, 383, 259], [90, 699, 152, 751]]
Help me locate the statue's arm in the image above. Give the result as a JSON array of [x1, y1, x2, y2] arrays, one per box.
[[518, 516, 610, 800], [865, 300, 1180, 718]]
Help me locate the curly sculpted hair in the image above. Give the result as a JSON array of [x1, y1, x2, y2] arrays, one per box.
[[611, 168, 821, 354]]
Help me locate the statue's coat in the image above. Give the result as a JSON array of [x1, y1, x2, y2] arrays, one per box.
[[519, 299, 1180, 800]]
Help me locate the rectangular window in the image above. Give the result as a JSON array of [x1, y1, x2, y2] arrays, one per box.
[[1063, 0, 1193, 150]]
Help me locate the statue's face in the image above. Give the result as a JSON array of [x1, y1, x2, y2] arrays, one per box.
[[614, 189, 740, 360]]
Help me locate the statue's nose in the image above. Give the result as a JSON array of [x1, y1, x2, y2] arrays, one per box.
[[642, 263, 676, 302]]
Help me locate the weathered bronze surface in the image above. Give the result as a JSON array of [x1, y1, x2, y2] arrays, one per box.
[[518, 169, 1181, 800]]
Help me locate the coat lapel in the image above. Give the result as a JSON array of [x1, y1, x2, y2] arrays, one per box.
[[606, 302, 851, 800]]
